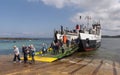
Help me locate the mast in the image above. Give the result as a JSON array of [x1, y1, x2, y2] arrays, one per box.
[[85, 16, 91, 29]]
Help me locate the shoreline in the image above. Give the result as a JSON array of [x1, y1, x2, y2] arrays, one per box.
[[0, 55, 120, 75], [0, 37, 120, 40], [0, 37, 53, 40]]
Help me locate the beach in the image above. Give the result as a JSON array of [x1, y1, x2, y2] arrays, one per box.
[[0, 55, 120, 75]]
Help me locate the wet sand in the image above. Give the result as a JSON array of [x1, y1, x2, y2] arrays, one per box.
[[0, 55, 120, 75]]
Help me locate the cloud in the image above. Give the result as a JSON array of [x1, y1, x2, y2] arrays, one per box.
[[70, 0, 120, 34], [41, 0, 66, 8], [29, 0, 120, 35], [40, 0, 117, 9]]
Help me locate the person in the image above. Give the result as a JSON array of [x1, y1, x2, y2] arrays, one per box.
[[29, 44, 36, 63], [61, 44, 64, 54], [22, 45, 28, 63], [27, 45, 31, 57], [55, 42, 59, 54], [13, 46, 21, 63], [51, 41, 56, 55], [66, 39, 70, 47], [42, 43, 47, 55]]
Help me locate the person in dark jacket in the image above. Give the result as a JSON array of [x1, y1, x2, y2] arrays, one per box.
[[22, 45, 28, 63]]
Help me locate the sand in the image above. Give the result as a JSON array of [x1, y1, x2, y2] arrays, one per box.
[[0, 55, 120, 75]]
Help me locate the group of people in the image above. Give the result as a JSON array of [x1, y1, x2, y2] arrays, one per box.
[[13, 44, 36, 64], [12, 40, 74, 63], [50, 40, 65, 55], [40, 42, 64, 55]]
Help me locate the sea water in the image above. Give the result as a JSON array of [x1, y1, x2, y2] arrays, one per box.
[[75, 38, 120, 62], [0, 38, 53, 55], [0, 38, 120, 62]]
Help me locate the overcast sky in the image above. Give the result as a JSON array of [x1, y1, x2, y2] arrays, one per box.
[[0, 0, 120, 38]]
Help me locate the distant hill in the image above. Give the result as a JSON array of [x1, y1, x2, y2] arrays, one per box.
[[102, 35, 120, 38]]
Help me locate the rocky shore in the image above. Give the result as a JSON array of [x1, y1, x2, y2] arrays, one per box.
[[0, 55, 120, 75]]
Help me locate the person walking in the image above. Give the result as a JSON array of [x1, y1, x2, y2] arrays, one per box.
[[29, 44, 36, 63], [22, 45, 28, 63], [13, 46, 21, 63]]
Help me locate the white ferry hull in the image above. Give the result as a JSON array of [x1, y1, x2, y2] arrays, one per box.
[[78, 33, 101, 51]]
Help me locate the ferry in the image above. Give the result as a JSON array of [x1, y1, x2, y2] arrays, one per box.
[[54, 16, 101, 51], [22, 16, 101, 63]]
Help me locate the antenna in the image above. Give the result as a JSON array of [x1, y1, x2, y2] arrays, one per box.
[[85, 16, 91, 25]]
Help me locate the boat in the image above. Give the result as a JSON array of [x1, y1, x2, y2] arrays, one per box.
[[21, 16, 101, 63], [54, 16, 101, 51]]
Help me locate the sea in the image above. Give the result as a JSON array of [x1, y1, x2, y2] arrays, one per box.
[[0, 38, 53, 55], [0, 38, 120, 62]]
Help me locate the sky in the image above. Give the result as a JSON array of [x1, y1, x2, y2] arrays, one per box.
[[0, 0, 120, 38]]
